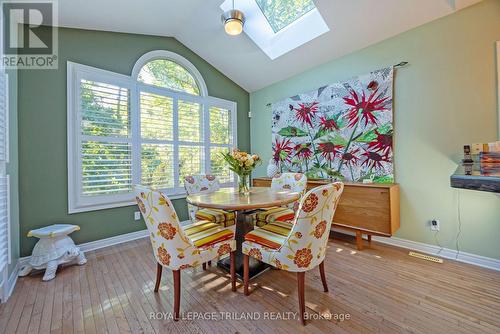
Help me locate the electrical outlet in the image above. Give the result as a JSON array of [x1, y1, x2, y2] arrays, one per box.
[[134, 211, 141, 221], [430, 219, 440, 231]]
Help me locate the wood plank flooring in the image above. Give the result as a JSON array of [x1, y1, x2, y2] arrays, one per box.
[[1, 235, 500, 334]]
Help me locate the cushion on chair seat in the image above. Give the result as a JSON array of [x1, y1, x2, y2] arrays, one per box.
[[183, 220, 234, 249], [195, 208, 236, 227], [244, 221, 292, 249], [256, 207, 295, 227], [259, 220, 293, 236]]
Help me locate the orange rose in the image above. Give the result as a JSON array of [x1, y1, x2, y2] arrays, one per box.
[[157, 246, 171, 266], [295, 232, 302, 239], [248, 248, 262, 261], [314, 220, 327, 239], [158, 223, 177, 240], [217, 244, 232, 256], [302, 193, 319, 213], [274, 259, 283, 269], [294, 248, 313, 268]]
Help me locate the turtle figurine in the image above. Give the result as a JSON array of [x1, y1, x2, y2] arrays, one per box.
[[19, 224, 87, 281]]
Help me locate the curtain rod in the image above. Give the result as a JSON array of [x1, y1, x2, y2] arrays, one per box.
[[264, 62, 408, 107]]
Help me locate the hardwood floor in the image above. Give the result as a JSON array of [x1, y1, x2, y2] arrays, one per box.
[[1, 235, 500, 334]]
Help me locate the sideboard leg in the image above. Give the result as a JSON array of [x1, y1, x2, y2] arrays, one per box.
[[367, 235, 372, 244], [355, 231, 363, 250]]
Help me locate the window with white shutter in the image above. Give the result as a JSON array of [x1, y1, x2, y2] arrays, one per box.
[[0, 70, 10, 300], [67, 52, 237, 213]]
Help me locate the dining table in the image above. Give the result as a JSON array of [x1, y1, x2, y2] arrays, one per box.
[[186, 186, 301, 279]]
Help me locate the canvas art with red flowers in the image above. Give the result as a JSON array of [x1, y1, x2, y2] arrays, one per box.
[[271, 67, 394, 183]]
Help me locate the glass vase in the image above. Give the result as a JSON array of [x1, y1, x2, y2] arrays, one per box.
[[238, 174, 250, 195]]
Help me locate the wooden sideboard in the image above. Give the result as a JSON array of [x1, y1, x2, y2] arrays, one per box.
[[253, 177, 400, 250]]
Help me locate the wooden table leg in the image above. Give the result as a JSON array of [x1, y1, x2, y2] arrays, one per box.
[[355, 231, 363, 250], [367, 235, 372, 244]]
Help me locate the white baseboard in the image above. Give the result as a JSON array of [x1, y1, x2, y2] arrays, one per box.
[[18, 228, 151, 268], [7, 261, 19, 300], [17, 221, 193, 268], [77, 229, 149, 253], [372, 236, 500, 272]]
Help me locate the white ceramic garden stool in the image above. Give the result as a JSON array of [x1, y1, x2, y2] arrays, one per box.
[[19, 224, 87, 281]]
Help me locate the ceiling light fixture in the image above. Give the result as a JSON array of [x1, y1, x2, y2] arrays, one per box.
[[221, 0, 245, 36]]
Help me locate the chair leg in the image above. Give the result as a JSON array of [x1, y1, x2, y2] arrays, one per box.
[[202, 263, 207, 270], [319, 261, 328, 293], [154, 263, 162, 292], [297, 272, 306, 326], [230, 251, 236, 292], [208, 260, 212, 266], [243, 254, 249, 296], [173, 270, 181, 321]]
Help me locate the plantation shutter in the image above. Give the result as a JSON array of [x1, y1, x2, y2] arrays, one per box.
[[0, 70, 9, 290], [68, 62, 237, 213], [80, 79, 132, 196], [139, 91, 175, 189], [207, 101, 235, 185]]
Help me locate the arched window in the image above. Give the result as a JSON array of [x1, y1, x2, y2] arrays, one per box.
[[67, 51, 235, 213], [132, 50, 208, 96]]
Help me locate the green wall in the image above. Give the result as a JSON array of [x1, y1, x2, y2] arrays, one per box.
[[250, 0, 500, 259], [18, 27, 250, 256]]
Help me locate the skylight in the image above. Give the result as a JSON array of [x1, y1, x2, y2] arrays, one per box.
[[220, 0, 329, 60], [255, 0, 316, 33]]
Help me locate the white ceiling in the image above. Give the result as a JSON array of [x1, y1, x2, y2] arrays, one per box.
[[57, 0, 482, 92]]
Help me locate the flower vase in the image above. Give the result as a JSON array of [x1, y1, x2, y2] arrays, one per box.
[[238, 174, 250, 195]]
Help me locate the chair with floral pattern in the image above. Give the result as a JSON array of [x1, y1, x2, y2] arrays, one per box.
[[242, 183, 344, 325], [255, 173, 307, 227], [134, 185, 237, 321], [184, 174, 236, 228]]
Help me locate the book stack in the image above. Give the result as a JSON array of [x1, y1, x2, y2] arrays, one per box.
[[471, 141, 500, 177]]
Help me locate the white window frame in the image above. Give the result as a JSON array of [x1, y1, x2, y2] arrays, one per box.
[[67, 52, 237, 214]]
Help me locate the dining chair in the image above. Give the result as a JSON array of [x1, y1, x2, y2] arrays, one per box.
[[242, 182, 344, 325], [134, 185, 237, 321], [255, 172, 307, 227], [184, 174, 236, 228]]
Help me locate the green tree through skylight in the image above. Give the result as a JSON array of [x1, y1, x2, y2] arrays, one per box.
[[255, 0, 316, 33]]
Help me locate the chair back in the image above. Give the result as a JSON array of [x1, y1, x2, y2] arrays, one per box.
[[271, 173, 307, 193], [275, 183, 343, 271], [134, 185, 200, 270], [183, 174, 220, 195], [183, 174, 221, 220], [271, 173, 308, 210]]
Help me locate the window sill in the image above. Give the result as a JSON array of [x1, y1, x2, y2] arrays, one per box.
[[68, 192, 188, 214]]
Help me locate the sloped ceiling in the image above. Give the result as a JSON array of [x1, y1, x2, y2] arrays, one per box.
[[57, 0, 483, 92]]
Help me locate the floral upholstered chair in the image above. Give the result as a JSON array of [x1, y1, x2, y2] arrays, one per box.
[[242, 183, 344, 325], [255, 172, 307, 227], [184, 174, 236, 228], [134, 185, 237, 321]]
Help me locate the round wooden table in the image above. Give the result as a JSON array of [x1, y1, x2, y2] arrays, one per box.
[[186, 187, 300, 279]]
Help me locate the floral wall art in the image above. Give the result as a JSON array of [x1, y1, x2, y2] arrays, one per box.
[[271, 67, 394, 183]]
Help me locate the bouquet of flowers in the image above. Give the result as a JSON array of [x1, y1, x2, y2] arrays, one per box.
[[221, 149, 261, 194]]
